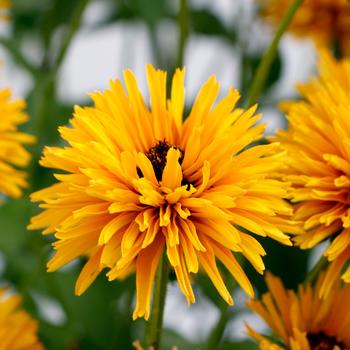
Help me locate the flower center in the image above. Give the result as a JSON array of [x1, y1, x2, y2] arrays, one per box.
[[307, 332, 348, 350], [144, 140, 184, 182]]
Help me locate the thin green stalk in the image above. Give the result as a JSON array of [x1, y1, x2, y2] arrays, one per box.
[[204, 306, 230, 350], [246, 0, 303, 107], [177, 0, 189, 68], [53, 0, 90, 73], [305, 256, 328, 285], [144, 251, 170, 350], [0, 37, 37, 76]]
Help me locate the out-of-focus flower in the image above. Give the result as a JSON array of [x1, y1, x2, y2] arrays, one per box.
[[0, 0, 10, 20], [0, 288, 44, 350], [246, 273, 350, 350], [29, 64, 295, 320], [271, 51, 350, 298], [260, 0, 350, 55], [0, 88, 35, 199]]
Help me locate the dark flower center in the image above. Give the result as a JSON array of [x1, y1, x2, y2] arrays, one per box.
[[307, 332, 348, 350], [143, 140, 184, 182]]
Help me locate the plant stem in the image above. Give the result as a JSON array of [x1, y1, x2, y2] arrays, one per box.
[[144, 251, 170, 350], [0, 37, 37, 76], [305, 256, 328, 285], [53, 0, 91, 73], [177, 0, 189, 68], [245, 0, 303, 107], [204, 306, 230, 350]]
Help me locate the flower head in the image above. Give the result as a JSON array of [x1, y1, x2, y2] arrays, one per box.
[[246, 273, 350, 350], [260, 0, 350, 55], [0, 88, 35, 199], [0, 288, 44, 350], [271, 51, 350, 298], [29, 65, 294, 320]]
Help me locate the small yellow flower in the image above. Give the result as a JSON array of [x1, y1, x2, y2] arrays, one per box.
[[246, 273, 350, 350], [0, 288, 44, 350], [260, 0, 350, 55], [29, 65, 295, 320], [0, 88, 35, 199], [272, 51, 350, 298]]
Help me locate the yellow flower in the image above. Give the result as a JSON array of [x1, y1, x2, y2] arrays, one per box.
[[0, 288, 44, 350], [0, 88, 35, 199], [29, 65, 295, 320], [0, 0, 10, 20], [246, 273, 350, 350], [260, 0, 350, 55], [271, 51, 350, 298]]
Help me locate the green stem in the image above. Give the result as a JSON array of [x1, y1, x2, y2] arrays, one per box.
[[0, 37, 37, 76], [144, 251, 170, 350], [245, 0, 303, 107], [53, 0, 91, 73], [305, 256, 328, 285], [204, 307, 230, 350], [177, 0, 189, 68]]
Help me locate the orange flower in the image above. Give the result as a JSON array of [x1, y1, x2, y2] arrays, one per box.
[[0, 288, 44, 350], [271, 51, 350, 297], [0, 88, 35, 199], [29, 65, 295, 319], [260, 0, 350, 55], [247, 273, 350, 350]]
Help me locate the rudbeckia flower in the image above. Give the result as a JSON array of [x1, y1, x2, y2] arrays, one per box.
[[0, 288, 44, 350], [0, 88, 35, 199], [247, 273, 350, 350], [29, 65, 295, 319], [271, 51, 350, 298], [260, 0, 350, 55]]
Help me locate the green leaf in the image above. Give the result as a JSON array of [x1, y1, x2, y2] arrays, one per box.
[[219, 339, 258, 350], [191, 9, 236, 43]]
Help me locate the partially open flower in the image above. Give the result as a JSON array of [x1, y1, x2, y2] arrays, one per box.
[[247, 273, 350, 350]]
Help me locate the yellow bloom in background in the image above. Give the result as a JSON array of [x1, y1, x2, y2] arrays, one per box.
[[0, 288, 44, 350], [260, 0, 350, 55], [246, 273, 350, 350], [272, 51, 350, 298], [29, 65, 295, 320], [0, 88, 35, 199], [0, 0, 10, 20]]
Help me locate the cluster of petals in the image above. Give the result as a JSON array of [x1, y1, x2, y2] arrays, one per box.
[[272, 51, 350, 297], [247, 273, 350, 350], [0, 88, 35, 199], [260, 0, 350, 55], [0, 288, 44, 350], [29, 65, 296, 319]]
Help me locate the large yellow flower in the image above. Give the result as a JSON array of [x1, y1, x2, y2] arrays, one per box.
[[271, 51, 350, 298], [246, 273, 350, 350], [29, 65, 295, 320], [260, 0, 350, 55], [0, 288, 44, 350], [0, 88, 35, 199]]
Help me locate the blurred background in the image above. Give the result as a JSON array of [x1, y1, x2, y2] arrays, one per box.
[[0, 0, 321, 349]]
